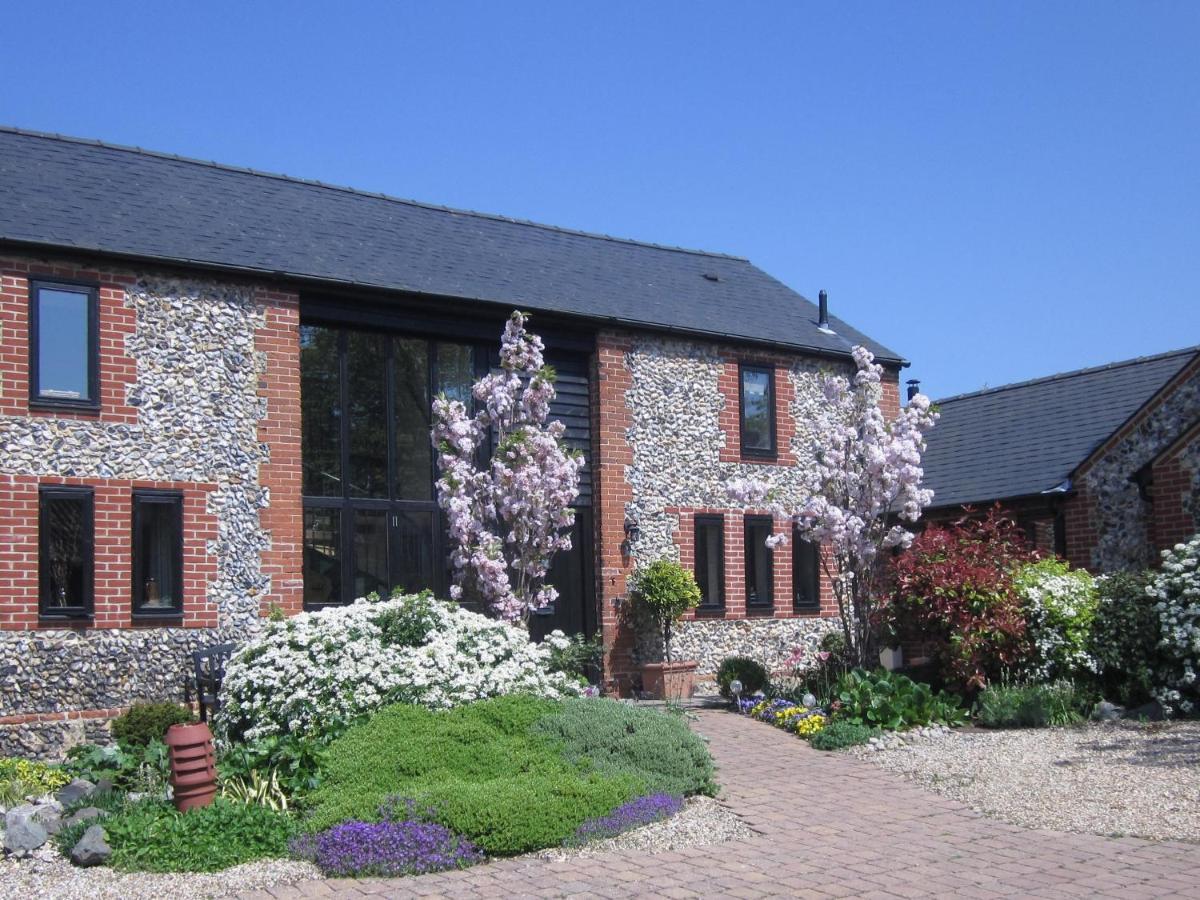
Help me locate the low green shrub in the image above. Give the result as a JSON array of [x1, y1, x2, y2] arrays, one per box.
[[111, 702, 194, 748], [217, 732, 329, 803], [715, 657, 769, 699], [304, 698, 644, 853], [546, 632, 603, 682], [809, 720, 877, 751], [532, 698, 716, 797], [834, 668, 967, 730], [975, 679, 1093, 728], [0, 757, 70, 805], [1014, 558, 1099, 681], [100, 798, 296, 872], [63, 740, 171, 793]]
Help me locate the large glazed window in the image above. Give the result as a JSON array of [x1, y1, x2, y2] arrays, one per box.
[[739, 364, 776, 457], [694, 515, 725, 609], [132, 491, 183, 617], [300, 325, 478, 607], [744, 515, 774, 610], [30, 280, 99, 410], [39, 486, 94, 618]]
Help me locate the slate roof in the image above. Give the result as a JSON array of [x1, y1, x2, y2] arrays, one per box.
[[921, 347, 1199, 510], [0, 127, 902, 363]]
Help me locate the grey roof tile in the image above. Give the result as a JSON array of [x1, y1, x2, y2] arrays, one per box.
[[0, 128, 902, 363], [922, 347, 1199, 509]]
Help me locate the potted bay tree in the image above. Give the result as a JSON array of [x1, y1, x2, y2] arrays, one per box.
[[631, 559, 702, 700]]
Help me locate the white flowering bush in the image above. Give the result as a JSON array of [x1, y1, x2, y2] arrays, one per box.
[[1014, 558, 1098, 681], [1150, 534, 1200, 716], [215, 593, 580, 742]]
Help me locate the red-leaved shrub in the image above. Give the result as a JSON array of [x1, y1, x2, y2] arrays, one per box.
[[887, 508, 1039, 691]]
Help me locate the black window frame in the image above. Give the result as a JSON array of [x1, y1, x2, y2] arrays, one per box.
[[792, 528, 821, 613], [28, 278, 101, 412], [743, 514, 775, 611], [38, 485, 95, 620], [131, 489, 184, 619], [693, 514, 725, 610], [738, 362, 777, 458]]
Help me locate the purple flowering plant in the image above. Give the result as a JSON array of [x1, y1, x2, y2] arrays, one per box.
[[565, 793, 685, 846], [291, 796, 482, 877]]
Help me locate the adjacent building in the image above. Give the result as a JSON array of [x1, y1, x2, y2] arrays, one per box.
[[0, 128, 904, 756], [920, 347, 1200, 572]]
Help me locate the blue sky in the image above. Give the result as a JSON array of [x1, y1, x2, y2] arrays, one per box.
[[2, 1, 1197, 397]]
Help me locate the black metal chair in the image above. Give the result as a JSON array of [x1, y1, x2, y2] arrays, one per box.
[[192, 643, 235, 723]]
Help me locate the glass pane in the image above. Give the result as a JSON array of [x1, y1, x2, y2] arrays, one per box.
[[352, 509, 390, 599], [393, 339, 432, 501], [303, 508, 341, 606], [42, 495, 88, 610], [741, 369, 773, 451], [393, 510, 435, 594], [37, 288, 90, 400], [436, 343, 475, 406], [794, 538, 820, 609], [696, 520, 724, 607], [135, 497, 181, 612], [346, 332, 388, 498], [746, 521, 773, 607], [300, 326, 343, 497]]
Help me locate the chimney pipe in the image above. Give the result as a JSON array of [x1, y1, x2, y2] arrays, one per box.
[[817, 290, 831, 332], [906, 379, 921, 401]]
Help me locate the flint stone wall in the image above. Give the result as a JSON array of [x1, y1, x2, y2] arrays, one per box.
[[0, 275, 274, 756], [621, 336, 847, 668]]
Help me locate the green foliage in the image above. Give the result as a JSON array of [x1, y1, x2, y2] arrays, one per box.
[[808, 720, 878, 751], [716, 657, 770, 699], [547, 632, 603, 682], [532, 698, 716, 798], [1014, 558, 1099, 681], [1089, 571, 1159, 706], [975, 679, 1094, 728], [99, 798, 296, 872], [371, 590, 444, 648], [629, 559, 702, 661], [63, 740, 171, 794], [217, 733, 329, 803], [305, 698, 641, 854], [0, 757, 70, 804], [111, 702, 194, 748], [834, 669, 967, 730], [221, 768, 290, 811], [53, 787, 130, 856]]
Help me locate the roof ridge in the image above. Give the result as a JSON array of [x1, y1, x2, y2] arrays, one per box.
[[935, 346, 1200, 404], [0, 125, 748, 263]]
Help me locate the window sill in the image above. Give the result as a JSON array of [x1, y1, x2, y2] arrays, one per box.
[[693, 606, 726, 619], [746, 606, 775, 617], [792, 606, 823, 618], [131, 612, 185, 625], [38, 613, 93, 627], [29, 401, 102, 417]]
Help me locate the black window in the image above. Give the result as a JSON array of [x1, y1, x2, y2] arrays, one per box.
[[300, 324, 480, 607], [39, 486, 94, 618], [744, 516, 774, 610], [694, 515, 725, 609], [30, 280, 99, 410], [793, 530, 821, 612], [739, 364, 775, 457], [132, 491, 183, 617]]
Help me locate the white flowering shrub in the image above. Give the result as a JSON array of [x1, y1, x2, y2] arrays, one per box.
[[1150, 534, 1200, 716], [1014, 559, 1098, 681], [215, 593, 579, 742]]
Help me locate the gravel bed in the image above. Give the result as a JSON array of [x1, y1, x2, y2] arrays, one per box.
[[531, 795, 754, 860], [852, 720, 1200, 842], [0, 848, 320, 900]]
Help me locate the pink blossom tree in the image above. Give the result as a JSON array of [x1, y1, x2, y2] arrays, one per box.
[[727, 346, 938, 667], [432, 311, 584, 626]]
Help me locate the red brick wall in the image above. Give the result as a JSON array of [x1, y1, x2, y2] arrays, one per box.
[[1150, 423, 1200, 554]]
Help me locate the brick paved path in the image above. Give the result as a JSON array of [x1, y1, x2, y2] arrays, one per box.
[[248, 709, 1199, 898]]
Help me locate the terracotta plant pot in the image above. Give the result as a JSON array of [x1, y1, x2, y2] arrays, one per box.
[[641, 660, 698, 701], [164, 721, 218, 812]]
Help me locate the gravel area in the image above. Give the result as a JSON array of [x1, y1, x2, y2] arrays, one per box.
[[531, 796, 754, 860], [852, 720, 1200, 842], [0, 848, 319, 900]]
